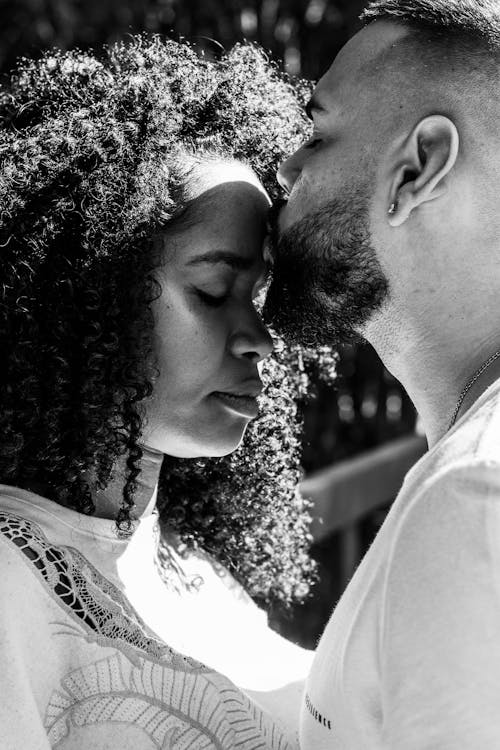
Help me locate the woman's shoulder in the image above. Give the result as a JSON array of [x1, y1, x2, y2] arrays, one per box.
[[0, 516, 58, 636]]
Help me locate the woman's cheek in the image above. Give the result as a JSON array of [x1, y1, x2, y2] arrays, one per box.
[[193, 319, 226, 372], [153, 286, 227, 389]]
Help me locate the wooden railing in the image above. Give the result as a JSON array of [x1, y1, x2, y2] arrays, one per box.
[[301, 432, 428, 589]]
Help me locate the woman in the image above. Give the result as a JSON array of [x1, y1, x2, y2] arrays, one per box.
[[0, 36, 322, 749]]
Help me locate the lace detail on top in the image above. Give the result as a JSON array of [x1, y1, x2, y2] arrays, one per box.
[[0, 510, 293, 749], [0, 511, 201, 668]]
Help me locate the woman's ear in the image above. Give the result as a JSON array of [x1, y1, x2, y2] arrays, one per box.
[[388, 115, 459, 228]]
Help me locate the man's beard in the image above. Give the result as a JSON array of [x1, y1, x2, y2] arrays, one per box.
[[263, 188, 390, 348]]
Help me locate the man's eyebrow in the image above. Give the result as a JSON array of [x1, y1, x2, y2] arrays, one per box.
[[305, 96, 328, 120], [186, 250, 254, 270]]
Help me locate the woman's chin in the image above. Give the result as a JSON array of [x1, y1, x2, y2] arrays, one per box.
[[191, 420, 249, 458], [147, 417, 251, 459], [202, 436, 245, 458]]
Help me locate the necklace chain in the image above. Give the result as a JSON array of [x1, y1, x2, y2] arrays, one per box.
[[448, 349, 500, 430]]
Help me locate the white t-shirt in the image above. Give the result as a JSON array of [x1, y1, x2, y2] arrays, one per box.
[[301, 376, 500, 750], [0, 485, 294, 749]]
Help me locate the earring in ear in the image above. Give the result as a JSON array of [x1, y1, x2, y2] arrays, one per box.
[[388, 201, 398, 215]]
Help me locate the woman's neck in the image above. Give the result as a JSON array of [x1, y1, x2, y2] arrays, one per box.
[[93, 445, 164, 520]]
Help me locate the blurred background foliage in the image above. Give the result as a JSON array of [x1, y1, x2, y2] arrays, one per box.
[[0, 0, 418, 644], [0, 0, 365, 80]]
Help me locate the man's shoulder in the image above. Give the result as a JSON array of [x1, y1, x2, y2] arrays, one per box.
[[402, 381, 500, 512], [400, 455, 500, 529], [389, 388, 500, 571], [445, 378, 500, 464], [388, 457, 500, 591]]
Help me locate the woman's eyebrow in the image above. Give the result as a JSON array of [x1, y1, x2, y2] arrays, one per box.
[[187, 250, 255, 270]]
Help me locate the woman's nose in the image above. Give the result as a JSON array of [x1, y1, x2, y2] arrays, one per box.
[[229, 311, 274, 364], [277, 148, 305, 195]]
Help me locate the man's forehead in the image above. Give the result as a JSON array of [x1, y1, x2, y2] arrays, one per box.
[[314, 20, 411, 105]]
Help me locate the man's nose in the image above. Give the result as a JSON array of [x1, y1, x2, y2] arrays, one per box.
[[277, 148, 304, 195]]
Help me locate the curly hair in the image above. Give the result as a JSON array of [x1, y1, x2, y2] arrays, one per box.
[[0, 35, 334, 603]]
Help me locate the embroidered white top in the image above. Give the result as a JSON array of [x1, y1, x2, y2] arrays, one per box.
[[301, 376, 500, 750], [0, 485, 293, 750]]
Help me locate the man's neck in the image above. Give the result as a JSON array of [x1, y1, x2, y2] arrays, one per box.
[[366, 314, 500, 447]]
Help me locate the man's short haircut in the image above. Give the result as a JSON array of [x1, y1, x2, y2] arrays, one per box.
[[362, 0, 500, 56]]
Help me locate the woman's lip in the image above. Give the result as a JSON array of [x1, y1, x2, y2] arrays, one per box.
[[212, 392, 260, 418]]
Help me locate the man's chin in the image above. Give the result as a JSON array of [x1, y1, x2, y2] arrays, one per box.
[[263, 287, 363, 349], [269, 318, 363, 349]]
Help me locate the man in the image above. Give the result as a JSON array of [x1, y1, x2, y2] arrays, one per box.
[[264, 1, 500, 748]]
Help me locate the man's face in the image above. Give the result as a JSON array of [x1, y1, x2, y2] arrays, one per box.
[[264, 23, 409, 346]]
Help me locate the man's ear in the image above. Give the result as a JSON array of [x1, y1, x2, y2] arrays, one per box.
[[388, 115, 459, 228]]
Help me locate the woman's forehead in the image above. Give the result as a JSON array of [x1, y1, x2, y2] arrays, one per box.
[[176, 178, 270, 250], [185, 160, 270, 204], [160, 186, 269, 268]]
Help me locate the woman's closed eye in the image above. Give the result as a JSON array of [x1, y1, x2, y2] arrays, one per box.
[[195, 288, 230, 307], [305, 137, 321, 150]]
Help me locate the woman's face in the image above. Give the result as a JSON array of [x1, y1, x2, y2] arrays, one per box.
[[142, 162, 273, 458]]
